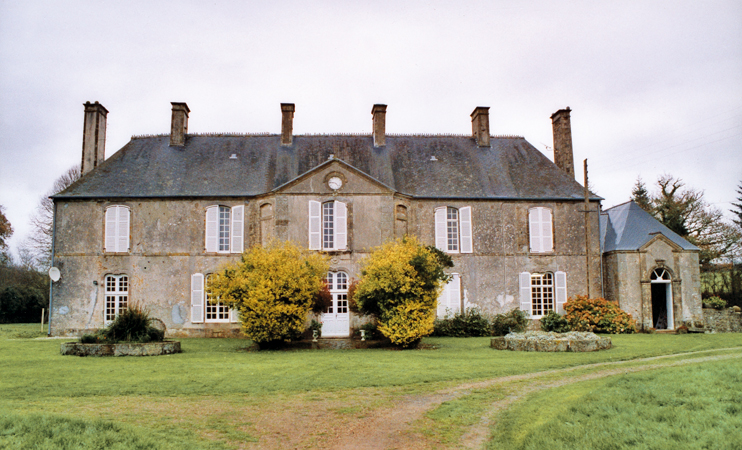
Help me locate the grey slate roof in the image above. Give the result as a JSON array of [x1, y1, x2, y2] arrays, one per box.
[[55, 134, 598, 200], [600, 201, 699, 252]]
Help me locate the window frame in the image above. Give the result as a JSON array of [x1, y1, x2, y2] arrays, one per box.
[[190, 273, 239, 324], [519, 270, 567, 318], [205, 204, 244, 254], [308, 200, 347, 251], [104, 274, 129, 324], [435, 206, 473, 254]]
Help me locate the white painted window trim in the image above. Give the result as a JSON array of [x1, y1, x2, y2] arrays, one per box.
[[437, 273, 461, 318], [519, 271, 567, 318], [104, 274, 129, 324], [104, 205, 130, 253]]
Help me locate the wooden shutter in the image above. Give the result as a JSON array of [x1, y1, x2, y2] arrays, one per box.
[[555, 271, 567, 314], [519, 272, 532, 315], [541, 208, 553, 252], [459, 207, 473, 253], [448, 274, 461, 314], [191, 273, 204, 324], [117, 207, 130, 252], [230, 205, 244, 253], [205, 206, 218, 252], [105, 207, 116, 252], [334, 201, 347, 250], [308, 201, 321, 250], [529, 208, 541, 253], [435, 207, 447, 251], [230, 308, 239, 323]]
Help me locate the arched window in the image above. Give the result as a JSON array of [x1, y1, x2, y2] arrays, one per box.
[[308, 200, 347, 250], [322, 271, 350, 337], [205, 204, 244, 253], [434, 206, 472, 253], [104, 274, 129, 323], [519, 271, 567, 317]]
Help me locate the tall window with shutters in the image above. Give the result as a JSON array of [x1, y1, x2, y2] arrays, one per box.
[[435, 206, 472, 254], [308, 200, 347, 251], [528, 207, 553, 253], [437, 273, 461, 318], [519, 271, 567, 318], [205, 205, 244, 253], [104, 206, 130, 253], [104, 274, 128, 323], [190, 273, 239, 324]]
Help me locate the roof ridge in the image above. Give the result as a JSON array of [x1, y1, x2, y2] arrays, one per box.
[[130, 133, 525, 140]]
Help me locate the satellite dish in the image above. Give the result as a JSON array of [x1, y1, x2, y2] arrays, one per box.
[[49, 267, 61, 282]]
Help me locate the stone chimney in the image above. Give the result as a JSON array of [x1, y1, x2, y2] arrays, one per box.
[[169, 102, 190, 147], [470, 106, 490, 147], [551, 107, 575, 178], [81, 101, 108, 175], [372, 104, 387, 147], [280, 103, 295, 146]]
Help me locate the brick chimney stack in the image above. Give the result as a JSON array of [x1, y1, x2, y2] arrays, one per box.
[[470, 106, 490, 147], [280, 103, 295, 146], [551, 107, 575, 178], [81, 101, 108, 175], [372, 104, 387, 147], [169, 102, 190, 147]]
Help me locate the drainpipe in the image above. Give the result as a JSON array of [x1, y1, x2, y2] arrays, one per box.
[[48, 201, 57, 336]]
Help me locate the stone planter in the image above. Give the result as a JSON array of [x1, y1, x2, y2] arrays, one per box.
[[491, 331, 611, 352], [61, 341, 181, 357]]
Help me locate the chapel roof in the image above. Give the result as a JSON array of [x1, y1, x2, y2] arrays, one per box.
[[55, 134, 597, 201], [600, 201, 699, 252]]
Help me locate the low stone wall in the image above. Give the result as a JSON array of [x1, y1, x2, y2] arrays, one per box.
[[702, 308, 742, 333], [491, 331, 612, 352], [61, 341, 181, 356]]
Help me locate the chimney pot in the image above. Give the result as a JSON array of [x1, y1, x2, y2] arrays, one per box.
[[280, 103, 295, 146], [470, 106, 490, 147], [372, 104, 387, 147], [169, 102, 190, 147], [551, 107, 575, 178], [81, 101, 108, 175]]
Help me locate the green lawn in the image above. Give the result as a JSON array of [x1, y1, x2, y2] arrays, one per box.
[[1, 324, 742, 449]]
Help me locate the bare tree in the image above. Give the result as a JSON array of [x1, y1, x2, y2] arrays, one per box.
[[0, 205, 13, 265], [22, 165, 80, 270]]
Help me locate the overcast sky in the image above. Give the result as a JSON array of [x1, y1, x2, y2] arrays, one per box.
[[1, 1, 740, 260]]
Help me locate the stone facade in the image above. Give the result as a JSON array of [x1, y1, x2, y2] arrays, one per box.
[[702, 308, 742, 333], [50, 102, 603, 337]]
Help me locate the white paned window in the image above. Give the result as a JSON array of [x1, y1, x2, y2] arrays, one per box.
[[437, 273, 461, 318], [205, 205, 244, 253], [104, 206, 130, 253], [190, 273, 238, 324], [435, 206, 473, 254], [518, 271, 567, 318], [529, 207, 554, 253], [309, 200, 347, 251], [104, 274, 128, 323]]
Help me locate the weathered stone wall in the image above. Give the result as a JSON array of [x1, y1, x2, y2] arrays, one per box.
[[702, 308, 742, 332]]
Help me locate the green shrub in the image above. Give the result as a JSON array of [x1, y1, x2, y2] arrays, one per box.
[[79, 333, 100, 344], [703, 296, 727, 310], [83, 304, 165, 344], [355, 322, 379, 340], [433, 308, 491, 337], [491, 309, 529, 336], [540, 310, 571, 333], [564, 295, 636, 334]]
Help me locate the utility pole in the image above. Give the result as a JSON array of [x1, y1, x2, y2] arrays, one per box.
[[584, 159, 591, 298]]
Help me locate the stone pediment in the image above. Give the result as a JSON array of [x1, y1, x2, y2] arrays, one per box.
[[639, 233, 686, 253], [274, 158, 395, 196]]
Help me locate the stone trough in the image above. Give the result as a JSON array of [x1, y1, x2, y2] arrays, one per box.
[[491, 331, 611, 352], [61, 341, 181, 357]]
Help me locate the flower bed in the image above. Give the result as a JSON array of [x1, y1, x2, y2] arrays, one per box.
[[61, 341, 181, 357], [490, 331, 611, 352]]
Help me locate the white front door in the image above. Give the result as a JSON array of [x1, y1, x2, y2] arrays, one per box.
[[322, 272, 350, 337]]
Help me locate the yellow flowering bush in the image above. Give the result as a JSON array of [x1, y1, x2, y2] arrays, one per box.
[[209, 240, 329, 348], [564, 295, 636, 334], [354, 237, 453, 348]]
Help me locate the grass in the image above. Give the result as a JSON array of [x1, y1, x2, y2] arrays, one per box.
[[2, 323, 742, 448], [487, 358, 742, 450]]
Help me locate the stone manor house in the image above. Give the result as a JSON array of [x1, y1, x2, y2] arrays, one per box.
[[49, 101, 702, 337]]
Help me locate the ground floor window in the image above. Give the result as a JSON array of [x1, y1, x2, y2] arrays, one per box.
[[105, 274, 129, 323], [519, 271, 567, 317], [205, 274, 230, 322], [190, 273, 239, 324], [531, 273, 554, 316]]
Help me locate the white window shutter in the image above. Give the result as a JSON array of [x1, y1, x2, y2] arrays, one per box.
[[519, 272, 532, 316], [435, 207, 447, 251], [117, 207, 130, 252], [308, 201, 321, 250], [542, 208, 553, 252], [105, 207, 116, 252], [437, 282, 449, 318], [459, 207, 473, 253], [529, 208, 541, 253], [191, 273, 204, 324], [230, 308, 239, 323], [555, 271, 567, 314], [449, 274, 461, 314], [205, 206, 218, 252], [230, 205, 244, 253], [334, 201, 347, 250]]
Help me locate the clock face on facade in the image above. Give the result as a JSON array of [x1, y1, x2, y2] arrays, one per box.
[[328, 176, 343, 190]]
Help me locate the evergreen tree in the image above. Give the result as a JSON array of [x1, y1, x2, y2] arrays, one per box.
[[732, 182, 742, 230], [630, 177, 652, 212]]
